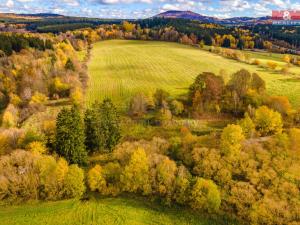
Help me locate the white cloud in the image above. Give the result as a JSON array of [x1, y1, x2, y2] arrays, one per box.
[[6, 0, 14, 8]]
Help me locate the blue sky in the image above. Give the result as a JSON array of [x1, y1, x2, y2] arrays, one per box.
[[0, 0, 300, 19]]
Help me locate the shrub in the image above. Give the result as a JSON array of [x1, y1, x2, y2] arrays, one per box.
[[120, 148, 151, 195], [70, 87, 83, 106], [87, 165, 106, 193], [173, 165, 191, 205], [220, 124, 245, 156], [2, 104, 18, 128], [156, 158, 177, 204], [252, 59, 261, 65], [18, 129, 43, 149], [26, 141, 47, 154], [267, 96, 292, 115], [289, 128, 300, 151], [63, 165, 85, 198], [238, 114, 255, 138], [190, 177, 221, 213], [128, 93, 148, 117], [0, 150, 85, 202], [267, 61, 278, 70], [170, 100, 184, 116], [255, 106, 283, 136], [30, 92, 48, 105]]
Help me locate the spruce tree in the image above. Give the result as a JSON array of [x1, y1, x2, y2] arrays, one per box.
[[84, 108, 99, 153], [84, 99, 121, 153], [56, 106, 87, 165], [98, 99, 121, 151]]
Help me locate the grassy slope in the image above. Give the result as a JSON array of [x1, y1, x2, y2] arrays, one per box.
[[87, 40, 300, 109], [0, 196, 231, 225]]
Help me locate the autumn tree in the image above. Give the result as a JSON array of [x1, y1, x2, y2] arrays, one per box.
[[128, 93, 148, 117], [254, 106, 283, 136], [238, 114, 255, 138], [120, 148, 151, 195], [189, 72, 224, 113], [153, 89, 170, 109], [220, 124, 245, 156], [156, 158, 177, 204], [190, 178, 221, 213], [87, 165, 106, 193]]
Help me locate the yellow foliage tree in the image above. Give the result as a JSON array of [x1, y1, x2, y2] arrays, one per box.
[[88, 165, 107, 193], [220, 124, 245, 156], [255, 106, 283, 136], [120, 148, 151, 195]]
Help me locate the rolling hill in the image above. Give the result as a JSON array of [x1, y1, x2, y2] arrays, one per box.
[[153, 10, 271, 24], [86, 40, 300, 109]]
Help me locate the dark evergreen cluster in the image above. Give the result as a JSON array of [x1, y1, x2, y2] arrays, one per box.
[[55, 99, 121, 165], [55, 106, 87, 165], [0, 33, 53, 56], [84, 99, 121, 153]]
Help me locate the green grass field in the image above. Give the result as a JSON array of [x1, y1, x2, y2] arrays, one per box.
[[87, 40, 300, 109], [0, 196, 232, 225]]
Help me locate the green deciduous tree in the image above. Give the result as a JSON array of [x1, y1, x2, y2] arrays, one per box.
[[190, 177, 221, 213], [63, 165, 85, 198], [238, 114, 255, 138]]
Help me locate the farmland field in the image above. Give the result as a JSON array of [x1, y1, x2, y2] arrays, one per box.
[[0, 196, 232, 225], [87, 40, 300, 109]]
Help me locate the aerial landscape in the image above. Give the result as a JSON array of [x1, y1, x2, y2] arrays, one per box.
[[0, 0, 300, 224]]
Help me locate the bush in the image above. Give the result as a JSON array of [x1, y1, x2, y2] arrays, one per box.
[[252, 59, 261, 65], [267, 61, 278, 70], [190, 177, 221, 213], [238, 114, 255, 138], [267, 96, 292, 115], [63, 165, 85, 198], [0, 150, 85, 202], [2, 104, 18, 128], [170, 100, 184, 116], [220, 124, 245, 156], [255, 106, 283, 136], [87, 165, 106, 193], [120, 148, 151, 195], [26, 141, 47, 154]]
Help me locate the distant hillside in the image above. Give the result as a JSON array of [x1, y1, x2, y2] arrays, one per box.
[[153, 10, 271, 25], [20, 13, 64, 18], [0, 13, 64, 20], [222, 16, 272, 24], [154, 10, 219, 23]]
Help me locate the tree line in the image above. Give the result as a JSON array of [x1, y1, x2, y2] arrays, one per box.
[[0, 33, 53, 56]]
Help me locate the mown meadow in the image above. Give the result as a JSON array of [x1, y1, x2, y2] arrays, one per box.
[[87, 40, 300, 109], [0, 196, 232, 225]]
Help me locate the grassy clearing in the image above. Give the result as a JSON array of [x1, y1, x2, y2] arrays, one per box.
[[0, 196, 233, 225], [87, 40, 300, 109]]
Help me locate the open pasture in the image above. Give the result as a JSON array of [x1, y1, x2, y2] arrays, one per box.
[[0, 197, 232, 225], [87, 40, 300, 108]]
